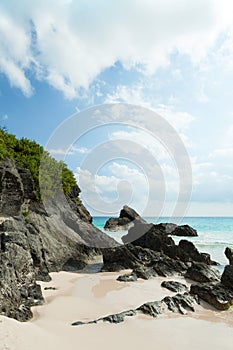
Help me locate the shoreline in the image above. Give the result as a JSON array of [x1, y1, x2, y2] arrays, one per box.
[[1, 270, 233, 350]]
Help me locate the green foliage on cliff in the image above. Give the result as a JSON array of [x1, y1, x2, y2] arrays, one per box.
[[0, 127, 77, 199]]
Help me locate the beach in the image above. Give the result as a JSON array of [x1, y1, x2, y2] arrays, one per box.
[[1, 270, 233, 350]]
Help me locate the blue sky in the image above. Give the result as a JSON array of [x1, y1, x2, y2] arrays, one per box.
[[1, 0, 233, 216]]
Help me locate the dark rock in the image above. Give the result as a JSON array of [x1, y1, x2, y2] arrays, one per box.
[[102, 244, 161, 271], [171, 225, 198, 237], [185, 263, 220, 283], [190, 283, 233, 310], [122, 222, 214, 265], [102, 310, 136, 323], [225, 247, 233, 265], [62, 258, 86, 272], [0, 158, 117, 321], [163, 292, 198, 314], [44, 287, 57, 290], [117, 272, 138, 282], [104, 217, 133, 231], [178, 240, 216, 265], [104, 205, 146, 231], [137, 301, 165, 318], [134, 266, 157, 280], [161, 281, 188, 293], [221, 265, 233, 290], [153, 257, 189, 277]]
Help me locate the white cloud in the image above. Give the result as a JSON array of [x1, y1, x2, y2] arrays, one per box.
[[0, 1, 233, 97]]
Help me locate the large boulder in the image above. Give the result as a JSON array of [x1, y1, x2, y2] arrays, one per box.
[[185, 263, 220, 283], [104, 205, 146, 231], [190, 283, 233, 310]]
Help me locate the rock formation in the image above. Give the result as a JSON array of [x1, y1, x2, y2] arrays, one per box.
[[104, 205, 146, 231], [0, 158, 116, 321]]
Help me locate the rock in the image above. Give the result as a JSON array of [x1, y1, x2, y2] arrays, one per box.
[[104, 217, 133, 231], [72, 310, 136, 326], [104, 205, 146, 231], [134, 266, 157, 280], [221, 265, 233, 290], [72, 293, 197, 327], [102, 244, 161, 271], [178, 240, 216, 265], [185, 263, 220, 283], [190, 283, 233, 310], [171, 225, 198, 237], [137, 301, 165, 318], [122, 221, 175, 251], [163, 292, 198, 314], [117, 272, 138, 282], [225, 247, 233, 265], [102, 310, 136, 323], [153, 256, 189, 277], [122, 222, 215, 265], [44, 287, 57, 290], [0, 158, 117, 321], [161, 281, 188, 293]]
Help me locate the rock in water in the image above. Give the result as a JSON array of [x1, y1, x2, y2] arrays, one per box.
[[104, 205, 146, 231], [171, 225, 198, 237]]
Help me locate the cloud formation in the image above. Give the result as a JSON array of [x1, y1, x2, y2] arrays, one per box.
[[1, 0, 233, 98]]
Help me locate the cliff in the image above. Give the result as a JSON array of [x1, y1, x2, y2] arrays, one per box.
[[0, 158, 115, 321]]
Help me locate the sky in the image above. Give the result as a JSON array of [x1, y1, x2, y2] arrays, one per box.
[[1, 0, 233, 217]]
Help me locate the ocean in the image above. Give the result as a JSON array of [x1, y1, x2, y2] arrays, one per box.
[[93, 216, 233, 267]]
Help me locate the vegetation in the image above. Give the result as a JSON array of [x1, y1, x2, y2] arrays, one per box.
[[0, 127, 77, 200]]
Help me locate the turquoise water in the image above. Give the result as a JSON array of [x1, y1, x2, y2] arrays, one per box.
[[93, 216, 233, 266]]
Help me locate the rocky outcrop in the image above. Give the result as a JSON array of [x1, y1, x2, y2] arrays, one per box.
[[121, 221, 215, 265], [104, 205, 146, 231], [225, 247, 233, 265], [0, 158, 116, 321], [190, 283, 233, 310], [170, 225, 198, 237], [161, 281, 188, 293], [189, 264, 233, 310], [102, 244, 189, 277], [185, 263, 220, 283], [72, 292, 198, 326]]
